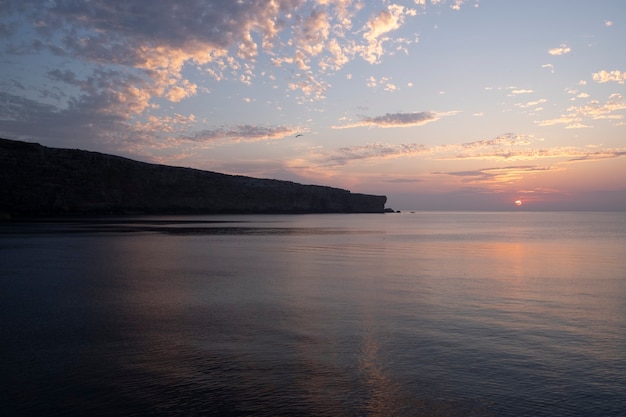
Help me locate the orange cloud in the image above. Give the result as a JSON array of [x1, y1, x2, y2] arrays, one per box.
[[362, 5, 416, 64], [548, 44, 571, 55], [317, 133, 626, 167], [536, 94, 626, 128], [439, 165, 556, 185], [592, 70, 626, 84]]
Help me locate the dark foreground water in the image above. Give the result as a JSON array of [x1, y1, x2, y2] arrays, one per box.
[[1, 212, 625, 416]]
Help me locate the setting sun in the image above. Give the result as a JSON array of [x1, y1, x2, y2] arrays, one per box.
[[515, 200, 523, 206]]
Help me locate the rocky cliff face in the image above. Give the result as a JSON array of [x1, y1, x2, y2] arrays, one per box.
[[0, 138, 387, 217]]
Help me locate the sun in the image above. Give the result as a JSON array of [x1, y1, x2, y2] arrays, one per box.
[[515, 199, 523, 206]]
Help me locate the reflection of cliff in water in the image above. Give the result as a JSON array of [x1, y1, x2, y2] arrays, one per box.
[[0, 138, 387, 217]]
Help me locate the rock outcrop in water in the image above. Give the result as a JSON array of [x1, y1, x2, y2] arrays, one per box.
[[0, 138, 387, 217]]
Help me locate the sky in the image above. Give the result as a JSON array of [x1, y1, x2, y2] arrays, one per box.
[[1, 0, 625, 211]]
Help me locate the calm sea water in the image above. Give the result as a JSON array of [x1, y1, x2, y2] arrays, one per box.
[[1, 212, 625, 416]]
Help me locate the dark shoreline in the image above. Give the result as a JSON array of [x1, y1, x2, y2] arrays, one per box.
[[1, 137, 387, 217]]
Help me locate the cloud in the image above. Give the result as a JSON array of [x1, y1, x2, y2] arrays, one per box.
[[319, 142, 428, 165], [449, 165, 550, 176], [364, 5, 410, 42], [300, 9, 332, 56], [572, 93, 626, 118], [45, 67, 155, 115], [0, 3, 422, 104], [166, 79, 198, 103], [438, 141, 626, 184], [536, 94, 626, 128], [34, 1, 284, 93], [439, 165, 555, 185], [510, 89, 534, 95], [4, 0, 416, 151], [548, 44, 571, 55], [460, 133, 535, 149], [361, 5, 417, 64], [313, 132, 626, 173], [382, 178, 423, 183], [3, 1, 319, 147], [0, 0, 434, 153], [567, 150, 626, 162], [135, 113, 196, 133], [592, 70, 626, 84], [449, 136, 626, 163], [427, 0, 464, 7], [319, 133, 537, 166], [441, 134, 562, 161], [516, 98, 547, 109], [333, 111, 455, 129], [182, 125, 298, 143], [366, 76, 398, 92], [0, 85, 147, 151]]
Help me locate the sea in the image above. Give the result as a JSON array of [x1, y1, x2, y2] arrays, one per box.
[[1, 211, 625, 417]]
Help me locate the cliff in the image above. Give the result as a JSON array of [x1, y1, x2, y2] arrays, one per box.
[[0, 138, 387, 217]]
